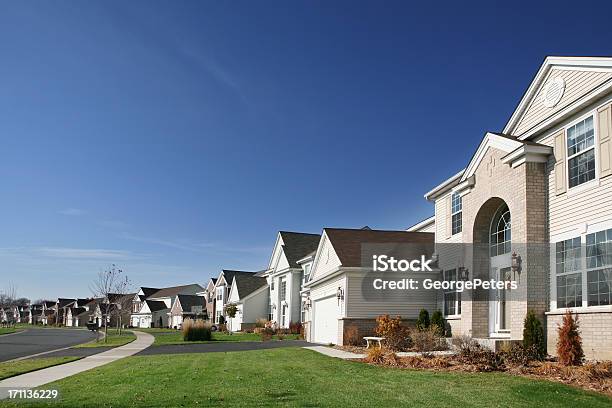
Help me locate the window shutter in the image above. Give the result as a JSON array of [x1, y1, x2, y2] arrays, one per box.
[[445, 195, 452, 239], [553, 130, 566, 195], [597, 104, 612, 178]]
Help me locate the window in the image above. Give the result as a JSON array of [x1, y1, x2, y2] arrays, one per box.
[[443, 269, 461, 316], [268, 303, 273, 322], [216, 289, 222, 301], [271, 280, 275, 291], [556, 237, 582, 308], [451, 192, 462, 235], [281, 304, 287, 327], [300, 301, 306, 322], [490, 205, 511, 257], [586, 228, 612, 306], [279, 279, 287, 301], [567, 116, 596, 188], [302, 264, 311, 286], [215, 310, 222, 323]]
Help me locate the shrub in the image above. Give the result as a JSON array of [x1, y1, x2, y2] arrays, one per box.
[[375, 315, 411, 351], [365, 347, 385, 364], [416, 309, 430, 331], [458, 343, 503, 371], [430, 310, 446, 336], [452, 334, 479, 353], [182, 319, 212, 342], [260, 327, 274, 341], [412, 327, 448, 352], [224, 304, 238, 319], [344, 324, 361, 346], [255, 318, 268, 328], [218, 316, 226, 325], [523, 310, 546, 360], [288, 321, 302, 335], [557, 311, 584, 366], [499, 343, 539, 366]]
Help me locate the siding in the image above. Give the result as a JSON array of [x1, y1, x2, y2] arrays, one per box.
[[345, 272, 437, 319], [537, 95, 612, 238], [515, 68, 612, 136], [309, 233, 341, 281]]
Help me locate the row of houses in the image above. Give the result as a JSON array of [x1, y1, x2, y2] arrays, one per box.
[[199, 56, 612, 360], [5, 56, 612, 361]]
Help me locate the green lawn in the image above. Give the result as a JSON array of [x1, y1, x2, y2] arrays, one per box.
[[150, 330, 301, 345], [0, 328, 18, 335], [72, 329, 136, 348], [0, 357, 80, 381], [0, 348, 609, 407]]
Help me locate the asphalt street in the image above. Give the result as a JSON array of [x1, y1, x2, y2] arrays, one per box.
[[0, 328, 96, 362]]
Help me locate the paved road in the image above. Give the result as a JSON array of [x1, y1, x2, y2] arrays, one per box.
[[0, 329, 97, 362], [137, 340, 312, 356]]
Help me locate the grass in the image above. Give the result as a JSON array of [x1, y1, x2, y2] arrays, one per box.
[[150, 330, 301, 345], [72, 329, 136, 348], [1, 348, 610, 407], [0, 357, 80, 381], [0, 328, 18, 335]]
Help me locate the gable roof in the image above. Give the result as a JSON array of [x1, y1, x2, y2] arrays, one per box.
[[148, 284, 204, 299], [232, 274, 268, 300], [145, 300, 168, 312], [323, 228, 434, 267], [218, 270, 256, 286], [278, 231, 321, 268], [175, 295, 203, 312], [57, 298, 76, 308], [504, 56, 612, 138]]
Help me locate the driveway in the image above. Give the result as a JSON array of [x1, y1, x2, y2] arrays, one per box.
[[0, 328, 97, 362], [137, 340, 312, 356]]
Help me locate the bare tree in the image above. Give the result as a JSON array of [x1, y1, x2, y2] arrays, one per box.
[[90, 265, 132, 343], [1, 283, 18, 327]]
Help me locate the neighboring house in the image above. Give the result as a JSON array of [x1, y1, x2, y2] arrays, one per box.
[[422, 56, 612, 360], [132, 300, 167, 328], [130, 284, 204, 328], [41, 301, 56, 325], [0, 308, 7, 323], [197, 278, 217, 323], [55, 298, 76, 326], [262, 231, 321, 329], [66, 307, 86, 327], [169, 295, 205, 329], [225, 273, 268, 332], [28, 304, 43, 325], [213, 270, 258, 324], [130, 287, 160, 319], [407, 216, 436, 233], [302, 228, 435, 345]]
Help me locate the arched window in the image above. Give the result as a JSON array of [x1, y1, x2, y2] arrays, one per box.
[[490, 204, 511, 256]]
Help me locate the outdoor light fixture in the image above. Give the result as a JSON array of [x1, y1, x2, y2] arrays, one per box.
[[459, 266, 469, 281], [431, 252, 439, 268], [305, 297, 312, 309], [336, 287, 344, 304], [511, 251, 522, 282]]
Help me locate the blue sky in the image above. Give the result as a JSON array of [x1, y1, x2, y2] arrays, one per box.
[[1, 1, 611, 300]]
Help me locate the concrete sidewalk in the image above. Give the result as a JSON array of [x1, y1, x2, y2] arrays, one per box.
[[0, 330, 153, 399]]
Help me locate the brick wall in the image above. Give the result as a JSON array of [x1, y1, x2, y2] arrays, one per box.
[[547, 312, 612, 360]]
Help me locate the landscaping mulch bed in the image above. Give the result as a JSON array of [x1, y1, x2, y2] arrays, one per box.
[[363, 352, 612, 396]]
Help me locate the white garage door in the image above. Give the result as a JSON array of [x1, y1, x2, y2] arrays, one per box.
[[313, 296, 338, 344]]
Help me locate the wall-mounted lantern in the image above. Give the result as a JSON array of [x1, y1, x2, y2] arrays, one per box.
[[511, 251, 522, 283], [459, 266, 469, 281], [305, 297, 312, 310], [336, 287, 344, 304]]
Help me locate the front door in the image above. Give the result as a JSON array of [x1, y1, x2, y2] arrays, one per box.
[[489, 254, 511, 337]]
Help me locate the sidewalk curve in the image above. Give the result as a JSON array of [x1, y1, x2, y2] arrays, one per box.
[[0, 330, 153, 399]]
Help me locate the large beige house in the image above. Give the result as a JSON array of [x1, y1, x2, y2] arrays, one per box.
[[424, 56, 612, 359]]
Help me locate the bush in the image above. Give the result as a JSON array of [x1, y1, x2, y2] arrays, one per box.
[[255, 318, 268, 328], [412, 327, 448, 352], [218, 316, 225, 325], [260, 327, 274, 341], [288, 321, 302, 335], [344, 324, 361, 346], [365, 347, 385, 364], [182, 319, 212, 342], [430, 310, 445, 336], [458, 343, 503, 371], [499, 343, 539, 366], [523, 310, 546, 360], [416, 309, 430, 331], [375, 315, 411, 351], [224, 304, 238, 319], [557, 311, 584, 366]]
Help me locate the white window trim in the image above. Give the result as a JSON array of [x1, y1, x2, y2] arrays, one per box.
[[565, 111, 599, 193], [451, 192, 462, 236], [551, 220, 612, 312], [443, 269, 461, 318]]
